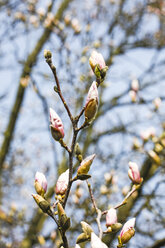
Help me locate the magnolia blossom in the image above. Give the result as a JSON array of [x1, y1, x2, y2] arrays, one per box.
[[85, 81, 98, 121], [128, 162, 141, 184], [129, 90, 137, 102], [55, 169, 69, 195], [91, 232, 108, 248], [140, 127, 155, 141], [77, 154, 96, 175], [89, 51, 106, 71], [35, 171, 47, 194], [120, 218, 136, 244], [50, 108, 64, 140], [153, 97, 161, 109], [106, 208, 117, 227], [131, 79, 139, 92]]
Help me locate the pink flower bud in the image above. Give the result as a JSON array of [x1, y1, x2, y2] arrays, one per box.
[[55, 169, 69, 195], [129, 90, 137, 102], [128, 162, 141, 184], [91, 232, 108, 248], [131, 79, 139, 92], [50, 108, 64, 141], [106, 208, 117, 227], [89, 51, 106, 72], [85, 81, 98, 122], [120, 218, 136, 244], [35, 172, 47, 195], [77, 154, 96, 175]]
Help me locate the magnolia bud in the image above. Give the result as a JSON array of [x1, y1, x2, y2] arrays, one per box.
[[128, 162, 142, 184], [129, 90, 137, 102], [85, 81, 98, 122], [50, 108, 64, 141], [148, 150, 161, 164], [44, 49, 52, 59], [77, 154, 96, 175], [32, 194, 51, 213], [153, 97, 161, 110], [106, 208, 117, 227], [55, 169, 69, 196], [57, 202, 70, 232], [131, 79, 139, 92], [91, 232, 108, 248], [89, 51, 106, 72], [81, 221, 93, 236], [34, 172, 47, 196], [119, 218, 136, 244]]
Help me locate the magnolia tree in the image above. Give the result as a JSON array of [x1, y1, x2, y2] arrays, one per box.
[[32, 50, 143, 248]]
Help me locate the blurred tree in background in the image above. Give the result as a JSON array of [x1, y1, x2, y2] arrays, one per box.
[[0, 0, 165, 247]]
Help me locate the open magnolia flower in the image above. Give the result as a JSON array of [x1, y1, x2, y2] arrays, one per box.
[[50, 107, 64, 141], [55, 169, 69, 196], [35, 171, 47, 196], [85, 81, 98, 122], [128, 162, 142, 184], [119, 218, 136, 244]]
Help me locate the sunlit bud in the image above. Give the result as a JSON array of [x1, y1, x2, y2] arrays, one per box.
[[35, 172, 47, 196], [57, 202, 70, 232], [32, 194, 50, 213], [104, 172, 112, 184], [128, 162, 141, 184], [81, 221, 93, 236], [64, 14, 71, 25], [120, 218, 136, 244], [91, 232, 108, 248], [153, 97, 161, 110], [37, 8, 45, 18], [71, 18, 81, 33], [85, 81, 98, 122], [55, 169, 69, 195], [14, 12, 26, 22], [75, 245, 81, 248], [50, 108, 64, 141], [131, 79, 139, 92], [148, 150, 161, 165], [89, 51, 106, 72], [155, 143, 163, 153], [132, 137, 141, 149], [129, 90, 137, 102], [29, 15, 39, 28], [106, 208, 117, 227], [100, 185, 108, 195], [44, 49, 52, 59], [77, 154, 96, 175], [140, 127, 156, 141]]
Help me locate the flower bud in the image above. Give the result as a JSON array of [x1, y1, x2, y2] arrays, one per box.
[[148, 150, 161, 164], [44, 49, 52, 59], [32, 194, 51, 213], [55, 169, 69, 196], [153, 97, 161, 110], [35, 172, 47, 196], [119, 218, 136, 244], [81, 221, 93, 236], [77, 154, 96, 175], [129, 90, 137, 102], [128, 162, 141, 184], [106, 208, 117, 227], [131, 79, 139, 92], [85, 82, 98, 122], [89, 51, 106, 72], [91, 232, 108, 248], [57, 202, 70, 232], [50, 108, 64, 141]]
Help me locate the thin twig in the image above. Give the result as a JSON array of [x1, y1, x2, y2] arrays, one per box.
[[86, 180, 103, 239], [46, 58, 74, 124]]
